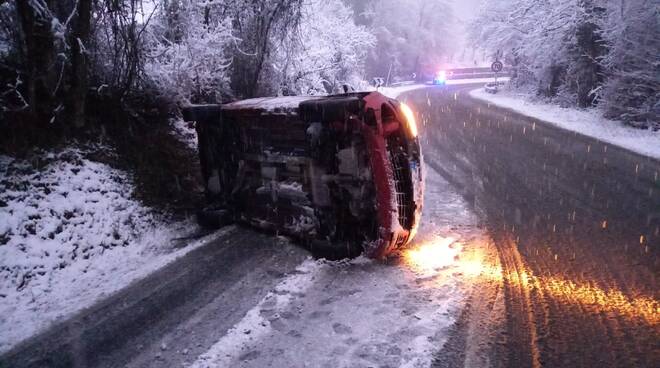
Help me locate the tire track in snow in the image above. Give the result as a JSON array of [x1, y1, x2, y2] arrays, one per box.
[[190, 258, 321, 367], [190, 255, 465, 368]]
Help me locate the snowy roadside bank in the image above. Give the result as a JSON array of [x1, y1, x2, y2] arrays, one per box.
[[379, 77, 510, 99], [0, 147, 217, 353], [469, 88, 660, 160], [379, 84, 428, 99]]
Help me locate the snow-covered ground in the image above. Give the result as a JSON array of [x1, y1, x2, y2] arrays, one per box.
[[379, 84, 428, 99], [187, 164, 494, 368], [446, 77, 510, 86], [191, 255, 461, 368], [0, 147, 220, 353], [470, 88, 660, 160]]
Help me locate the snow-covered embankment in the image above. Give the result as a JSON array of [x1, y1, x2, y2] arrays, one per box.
[[470, 88, 660, 160], [0, 147, 218, 353]]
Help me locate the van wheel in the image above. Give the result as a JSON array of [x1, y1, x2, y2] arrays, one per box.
[[309, 239, 363, 260], [196, 208, 234, 229]]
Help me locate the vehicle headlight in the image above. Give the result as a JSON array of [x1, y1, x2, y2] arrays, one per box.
[[399, 102, 418, 137]]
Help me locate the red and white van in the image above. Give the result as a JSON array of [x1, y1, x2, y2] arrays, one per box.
[[183, 91, 424, 258]]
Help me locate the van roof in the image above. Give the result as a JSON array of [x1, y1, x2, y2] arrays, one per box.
[[222, 96, 322, 112]]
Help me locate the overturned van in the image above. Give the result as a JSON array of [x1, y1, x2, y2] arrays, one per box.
[[182, 91, 423, 258]]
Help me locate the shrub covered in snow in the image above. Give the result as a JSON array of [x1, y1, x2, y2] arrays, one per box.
[[0, 147, 178, 292], [143, 0, 235, 104], [140, 0, 375, 103], [599, 0, 659, 127], [0, 145, 209, 352], [272, 0, 376, 95]]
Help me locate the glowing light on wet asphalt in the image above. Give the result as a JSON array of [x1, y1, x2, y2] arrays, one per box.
[[404, 236, 459, 274], [405, 237, 659, 325], [540, 274, 659, 325], [467, 253, 657, 325]]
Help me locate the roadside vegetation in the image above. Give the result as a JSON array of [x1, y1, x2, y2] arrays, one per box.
[[469, 0, 659, 129]]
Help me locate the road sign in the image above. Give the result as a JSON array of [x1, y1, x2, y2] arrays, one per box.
[[491, 61, 503, 73]]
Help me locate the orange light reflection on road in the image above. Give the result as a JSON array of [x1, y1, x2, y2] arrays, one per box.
[[404, 237, 659, 325], [541, 274, 659, 325], [497, 267, 657, 325]]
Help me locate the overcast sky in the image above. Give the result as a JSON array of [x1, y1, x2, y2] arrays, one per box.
[[451, 0, 482, 22]]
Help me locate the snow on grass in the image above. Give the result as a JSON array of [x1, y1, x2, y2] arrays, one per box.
[[469, 87, 660, 160], [0, 147, 218, 353]]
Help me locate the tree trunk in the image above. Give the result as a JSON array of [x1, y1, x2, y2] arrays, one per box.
[[230, 0, 301, 98], [15, 0, 56, 119], [69, 0, 92, 128], [573, 0, 605, 107]]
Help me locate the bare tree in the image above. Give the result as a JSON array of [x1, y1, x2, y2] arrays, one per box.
[[229, 0, 304, 98], [600, 0, 659, 126], [69, 0, 93, 127], [11, 0, 93, 128], [15, 0, 58, 120]]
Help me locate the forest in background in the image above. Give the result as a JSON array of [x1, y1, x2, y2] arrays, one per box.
[[0, 0, 657, 151], [470, 0, 659, 127]]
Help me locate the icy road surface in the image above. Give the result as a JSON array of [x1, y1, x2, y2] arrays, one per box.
[[403, 84, 659, 368]]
